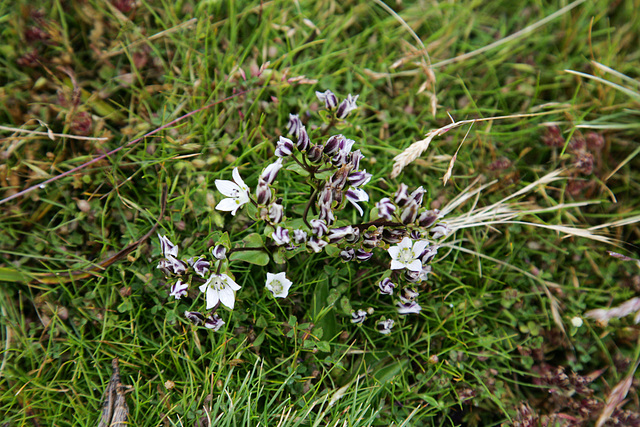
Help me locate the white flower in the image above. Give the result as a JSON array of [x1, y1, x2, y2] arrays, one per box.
[[388, 237, 429, 272], [265, 272, 293, 298], [214, 168, 250, 215], [199, 273, 241, 310]]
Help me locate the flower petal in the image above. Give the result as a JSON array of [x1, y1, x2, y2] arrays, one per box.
[[218, 285, 236, 309], [205, 287, 220, 310], [223, 275, 241, 291], [390, 260, 406, 270], [406, 259, 423, 272], [216, 198, 241, 214], [215, 179, 240, 197], [232, 167, 248, 191]]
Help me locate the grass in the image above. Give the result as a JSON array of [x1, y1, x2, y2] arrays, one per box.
[[1, 0, 640, 425]]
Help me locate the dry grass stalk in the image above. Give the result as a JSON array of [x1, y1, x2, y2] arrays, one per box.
[[391, 112, 566, 179], [595, 359, 640, 427]]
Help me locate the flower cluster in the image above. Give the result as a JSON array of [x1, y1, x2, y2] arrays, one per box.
[[156, 89, 451, 336], [156, 234, 293, 330]]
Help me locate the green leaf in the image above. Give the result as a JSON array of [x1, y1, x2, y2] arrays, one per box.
[[316, 341, 331, 353], [229, 250, 270, 266]]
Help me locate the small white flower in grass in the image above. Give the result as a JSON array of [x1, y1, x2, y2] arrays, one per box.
[[397, 300, 422, 315], [377, 318, 394, 334], [169, 280, 188, 299], [351, 309, 367, 324], [388, 237, 429, 272], [571, 316, 583, 328], [214, 168, 250, 216], [265, 272, 293, 298], [199, 273, 241, 310], [205, 314, 225, 331]]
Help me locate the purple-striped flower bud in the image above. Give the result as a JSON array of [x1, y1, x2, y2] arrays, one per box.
[[410, 230, 421, 240], [316, 90, 338, 110], [405, 269, 421, 283], [327, 226, 354, 244], [188, 257, 210, 278], [345, 227, 360, 244], [418, 209, 439, 228], [400, 288, 420, 302], [256, 177, 271, 205], [381, 228, 405, 244], [307, 144, 323, 163], [204, 313, 225, 331], [170, 280, 188, 299], [377, 318, 394, 334], [378, 278, 395, 295], [350, 150, 364, 171], [350, 309, 367, 324], [410, 186, 425, 206], [400, 200, 419, 224], [340, 248, 355, 261], [287, 113, 302, 136], [310, 219, 328, 237], [355, 249, 373, 261], [394, 183, 410, 207], [363, 229, 381, 249], [330, 164, 353, 192], [212, 245, 227, 260], [293, 229, 308, 244], [347, 170, 372, 188], [376, 198, 396, 220], [307, 236, 328, 253], [272, 226, 290, 246], [268, 200, 284, 224], [420, 245, 438, 264], [260, 158, 283, 185], [336, 94, 358, 119], [324, 135, 343, 156], [297, 125, 310, 151], [275, 136, 294, 157], [184, 310, 205, 325]]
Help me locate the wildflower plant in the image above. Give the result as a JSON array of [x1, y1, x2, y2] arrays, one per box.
[[155, 89, 453, 333]]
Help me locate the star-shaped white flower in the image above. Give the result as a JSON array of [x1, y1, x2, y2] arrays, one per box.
[[265, 272, 293, 298], [199, 273, 241, 310], [388, 237, 429, 272], [214, 168, 250, 215]]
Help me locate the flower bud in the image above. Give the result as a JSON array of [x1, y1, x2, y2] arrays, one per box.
[[324, 135, 343, 156], [297, 125, 310, 151], [268, 199, 284, 224], [400, 200, 419, 224], [287, 113, 302, 137], [316, 90, 338, 110], [310, 219, 328, 237], [378, 278, 395, 295], [355, 249, 373, 261], [431, 223, 451, 239], [204, 313, 225, 331], [340, 248, 355, 261], [394, 183, 410, 207], [272, 226, 290, 246], [345, 227, 360, 244], [347, 170, 371, 188], [349, 150, 364, 171], [417, 209, 439, 228], [327, 226, 354, 244], [212, 245, 227, 260], [275, 136, 294, 157], [307, 236, 328, 253], [350, 309, 367, 324], [307, 144, 323, 163], [381, 228, 404, 244], [184, 311, 205, 325], [410, 186, 425, 206], [293, 229, 308, 244], [256, 177, 271, 205], [260, 158, 283, 185], [336, 94, 358, 119], [376, 198, 396, 221]]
